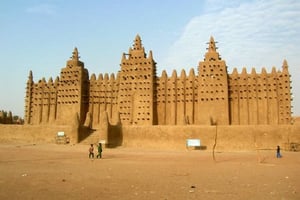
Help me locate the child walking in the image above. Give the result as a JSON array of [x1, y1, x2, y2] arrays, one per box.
[[97, 143, 103, 159], [89, 144, 94, 159]]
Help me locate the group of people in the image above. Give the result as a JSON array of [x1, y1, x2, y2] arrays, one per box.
[[88, 143, 283, 159], [89, 143, 102, 159]]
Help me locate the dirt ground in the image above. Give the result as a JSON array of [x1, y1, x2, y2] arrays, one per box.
[[0, 143, 299, 200]]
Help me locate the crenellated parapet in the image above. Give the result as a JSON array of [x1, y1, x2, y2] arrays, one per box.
[[88, 72, 120, 126], [156, 68, 198, 125], [24, 73, 59, 124], [228, 61, 292, 125]]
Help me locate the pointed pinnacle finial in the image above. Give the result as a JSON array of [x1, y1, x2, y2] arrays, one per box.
[[208, 36, 216, 52], [29, 70, 33, 79], [133, 34, 142, 50], [27, 70, 33, 83], [204, 36, 221, 61], [72, 47, 79, 61], [148, 50, 153, 59], [282, 59, 288, 69], [135, 34, 141, 40], [282, 59, 289, 74]]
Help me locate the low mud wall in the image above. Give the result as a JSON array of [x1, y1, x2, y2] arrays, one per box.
[[0, 125, 74, 144], [1, 124, 300, 151], [120, 125, 300, 151]]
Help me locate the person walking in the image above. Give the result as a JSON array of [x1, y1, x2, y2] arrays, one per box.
[[97, 143, 103, 159], [276, 145, 282, 158], [89, 144, 94, 159]]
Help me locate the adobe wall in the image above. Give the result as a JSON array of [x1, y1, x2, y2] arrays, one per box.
[[1, 124, 299, 152], [0, 125, 74, 144], [216, 125, 300, 151], [25, 36, 293, 127], [119, 125, 300, 151], [121, 125, 215, 150], [89, 73, 120, 127]]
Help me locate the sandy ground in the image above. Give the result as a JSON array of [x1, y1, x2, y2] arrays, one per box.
[[0, 143, 299, 200]]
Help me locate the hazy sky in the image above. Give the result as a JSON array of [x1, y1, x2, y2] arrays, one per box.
[[1, 0, 299, 117]]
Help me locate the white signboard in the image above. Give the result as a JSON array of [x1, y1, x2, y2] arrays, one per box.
[[57, 131, 65, 137], [186, 139, 201, 147]]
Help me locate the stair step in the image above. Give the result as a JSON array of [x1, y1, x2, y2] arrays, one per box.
[[80, 132, 100, 144]]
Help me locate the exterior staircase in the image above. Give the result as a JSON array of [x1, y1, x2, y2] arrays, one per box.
[[80, 131, 100, 145]]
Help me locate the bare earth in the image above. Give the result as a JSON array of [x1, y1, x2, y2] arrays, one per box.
[[0, 143, 299, 200]]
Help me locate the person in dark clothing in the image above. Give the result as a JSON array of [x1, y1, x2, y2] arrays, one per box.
[[277, 145, 282, 158], [89, 144, 94, 159], [97, 143, 103, 159]]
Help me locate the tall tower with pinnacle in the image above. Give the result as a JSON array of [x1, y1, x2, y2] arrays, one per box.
[[118, 35, 157, 125], [24, 71, 34, 124], [197, 36, 229, 125], [278, 60, 292, 124], [56, 47, 89, 125]]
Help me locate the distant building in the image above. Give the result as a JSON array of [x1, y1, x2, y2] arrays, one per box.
[[24, 35, 292, 127]]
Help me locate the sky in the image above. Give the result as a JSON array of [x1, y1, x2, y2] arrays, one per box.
[[1, 0, 300, 118]]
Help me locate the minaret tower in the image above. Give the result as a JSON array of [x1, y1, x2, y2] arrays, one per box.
[[118, 35, 157, 125], [197, 36, 229, 125], [278, 60, 292, 124], [24, 70, 34, 124], [56, 47, 89, 125]]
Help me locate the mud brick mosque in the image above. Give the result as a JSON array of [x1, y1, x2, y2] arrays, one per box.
[[24, 35, 292, 128], [20, 35, 299, 149]]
